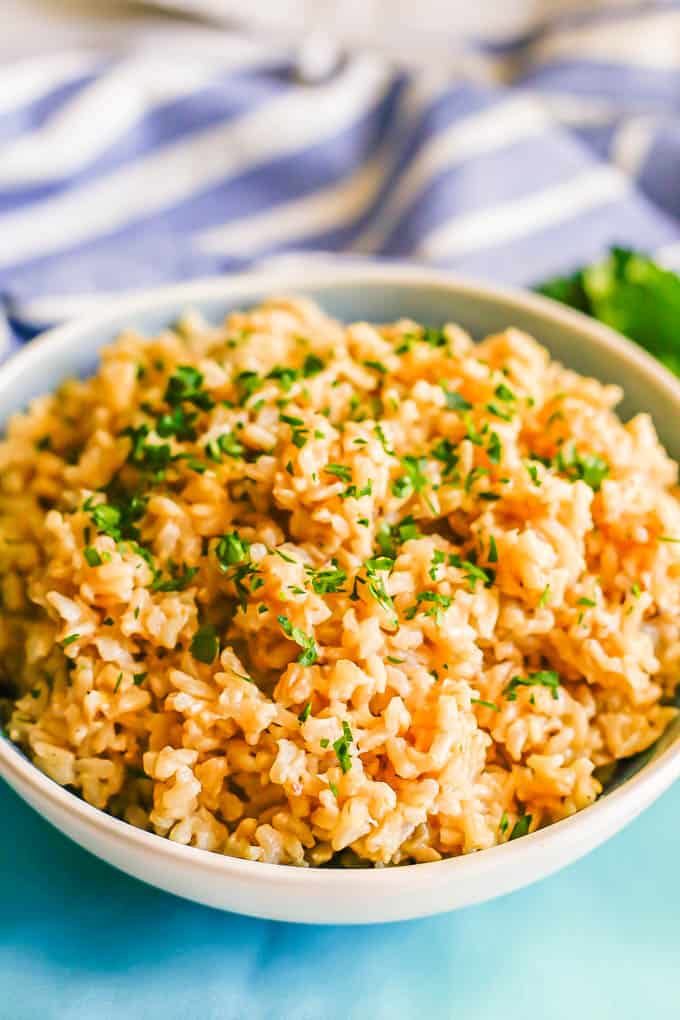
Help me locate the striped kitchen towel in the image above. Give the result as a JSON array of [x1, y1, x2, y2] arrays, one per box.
[[1, 1, 680, 353]]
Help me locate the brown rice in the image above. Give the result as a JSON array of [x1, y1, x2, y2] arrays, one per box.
[[1, 295, 678, 867]]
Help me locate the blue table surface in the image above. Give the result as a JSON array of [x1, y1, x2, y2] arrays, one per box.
[[2, 776, 678, 1020]]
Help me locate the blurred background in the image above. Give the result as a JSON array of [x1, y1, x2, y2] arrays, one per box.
[[2, 0, 680, 354]]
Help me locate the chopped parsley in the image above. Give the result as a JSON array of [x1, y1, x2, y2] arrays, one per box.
[[464, 465, 488, 493], [234, 370, 263, 405], [431, 438, 459, 477], [132, 672, 147, 686], [504, 670, 560, 701], [499, 812, 509, 836], [364, 557, 398, 626], [216, 532, 250, 570], [325, 464, 352, 483], [164, 365, 214, 411], [554, 444, 609, 491], [422, 326, 447, 347], [84, 495, 144, 544], [375, 516, 421, 557], [303, 354, 325, 377], [363, 359, 387, 375], [464, 413, 485, 447], [405, 591, 452, 621], [488, 535, 499, 564], [471, 698, 500, 712], [267, 365, 299, 391], [526, 462, 541, 486], [537, 585, 551, 608], [309, 564, 347, 594], [494, 382, 516, 403], [123, 424, 174, 476], [429, 548, 445, 580], [156, 405, 198, 441], [333, 720, 354, 773], [342, 481, 372, 500], [374, 424, 395, 456], [487, 431, 502, 464], [277, 615, 318, 666], [150, 563, 198, 592], [509, 814, 532, 840], [206, 431, 244, 461], [298, 702, 312, 723], [485, 401, 513, 422], [577, 596, 596, 607], [280, 413, 309, 448], [84, 547, 103, 567], [449, 554, 495, 591], [392, 456, 428, 500], [442, 387, 472, 411], [228, 560, 263, 610], [190, 624, 219, 664], [61, 634, 80, 647]]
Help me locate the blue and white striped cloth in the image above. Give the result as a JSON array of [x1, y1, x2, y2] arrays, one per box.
[[2, 2, 680, 354]]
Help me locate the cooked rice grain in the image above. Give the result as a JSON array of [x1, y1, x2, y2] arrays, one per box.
[[1, 296, 679, 866]]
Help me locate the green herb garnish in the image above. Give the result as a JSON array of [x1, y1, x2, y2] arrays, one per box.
[[487, 431, 502, 464], [374, 424, 395, 456], [190, 624, 219, 664], [325, 464, 352, 483], [216, 532, 250, 570], [442, 387, 472, 411], [554, 443, 609, 491], [509, 814, 532, 840], [309, 564, 347, 595], [536, 247, 680, 377], [405, 591, 452, 621], [333, 720, 354, 773], [156, 405, 198, 441], [164, 365, 214, 410], [303, 354, 325, 377], [84, 547, 103, 567], [150, 563, 198, 592], [471, 698, 500, 712], [504, 670, 560, 701], [277, 615, 318, 666]]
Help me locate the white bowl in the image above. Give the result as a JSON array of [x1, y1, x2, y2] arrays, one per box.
[[2, 263, 679, 925]]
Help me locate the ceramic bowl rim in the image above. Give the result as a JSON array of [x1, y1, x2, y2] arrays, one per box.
[[2, 261, 679, 891]]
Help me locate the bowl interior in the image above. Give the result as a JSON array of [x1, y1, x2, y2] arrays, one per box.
[[3, 271, 679, 794]]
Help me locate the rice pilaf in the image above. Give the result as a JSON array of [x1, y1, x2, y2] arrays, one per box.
[[1, 296, 678, 866]]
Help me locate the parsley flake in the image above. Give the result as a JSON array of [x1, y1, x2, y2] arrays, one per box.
[[509, 814, 532, 840], [190, 624, 219, 664], [277, 615, 318, 666], [504, 670, 560, 701], [164, 365, 214, 411]]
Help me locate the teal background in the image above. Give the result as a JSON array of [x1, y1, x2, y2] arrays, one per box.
[[2, 777, 679, 1020]]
